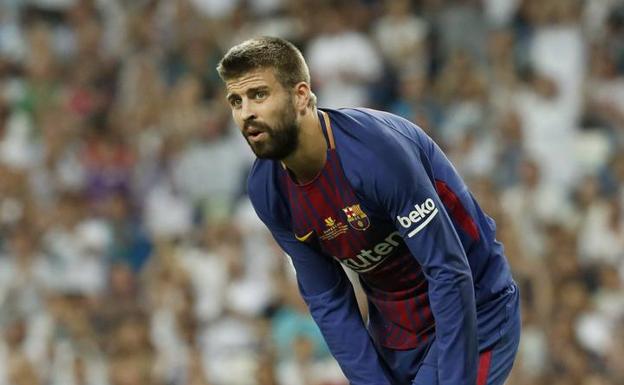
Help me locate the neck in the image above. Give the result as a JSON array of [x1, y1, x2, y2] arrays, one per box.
[[282, 108, 327, 184]]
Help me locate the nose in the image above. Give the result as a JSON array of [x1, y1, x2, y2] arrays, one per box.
[[240, 99, 257, 122]]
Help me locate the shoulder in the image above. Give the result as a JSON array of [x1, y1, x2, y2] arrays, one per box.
[[247, 160, 290, 226], [323, 107, 433, 186], [325, 108, 431, 152]]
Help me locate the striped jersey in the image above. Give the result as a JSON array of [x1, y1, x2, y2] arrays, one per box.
[[248, 108, 515, 385]]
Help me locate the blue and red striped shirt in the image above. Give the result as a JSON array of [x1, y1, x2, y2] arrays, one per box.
[[249, 108, 515, 385]]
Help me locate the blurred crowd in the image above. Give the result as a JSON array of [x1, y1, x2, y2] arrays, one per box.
[[0, 0, 623, 384]]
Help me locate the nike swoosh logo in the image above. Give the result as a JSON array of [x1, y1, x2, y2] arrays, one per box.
[[295, 230, 314, 242]]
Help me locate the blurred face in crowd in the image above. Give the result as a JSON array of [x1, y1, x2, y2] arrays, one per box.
[[226, 67, 300, 160]]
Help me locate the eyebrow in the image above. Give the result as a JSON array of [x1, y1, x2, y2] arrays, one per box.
[[226, 86, 269, 101]]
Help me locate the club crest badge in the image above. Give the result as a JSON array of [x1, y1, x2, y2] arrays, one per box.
[[342, 204, 370, 231]]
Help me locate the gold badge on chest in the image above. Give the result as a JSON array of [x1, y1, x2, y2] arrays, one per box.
[[319, 216, 349, 241]]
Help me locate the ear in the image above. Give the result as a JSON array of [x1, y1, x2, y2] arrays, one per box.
[[293, 82, 312, 113]]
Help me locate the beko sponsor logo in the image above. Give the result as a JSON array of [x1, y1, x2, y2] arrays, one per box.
[[396, 198, 438, 238]]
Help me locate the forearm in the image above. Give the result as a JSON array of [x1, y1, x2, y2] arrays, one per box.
[[428, 272, 478, 385], [301, 272, 393, 385]]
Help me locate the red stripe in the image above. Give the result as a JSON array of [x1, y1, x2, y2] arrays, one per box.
[[316, 170, 366, 256], [293, 182, 323, 233], [284, 172, 312, 230], [434, 180, 480, 240], [416, 291, 432, 343], [398, 300, 413, 344], [328, 151, 370, 248], [421, 294, 434, 325], [380, 301, 400, 346], [405, 296, 422, 341], [477, 349, 493, 385], [283, 174, 306, 232]]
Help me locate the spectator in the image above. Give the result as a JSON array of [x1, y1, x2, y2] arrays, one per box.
[[0, 0, 622, 383]]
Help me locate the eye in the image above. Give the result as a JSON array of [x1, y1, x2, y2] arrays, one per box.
[[253, 90, 268, 100], [229, 97, 242, 108]]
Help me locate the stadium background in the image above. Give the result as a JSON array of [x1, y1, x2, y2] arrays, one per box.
[[0, 0, 623, 384]]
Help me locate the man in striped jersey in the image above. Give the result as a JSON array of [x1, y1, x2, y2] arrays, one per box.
[[217, 36, 521, 385]]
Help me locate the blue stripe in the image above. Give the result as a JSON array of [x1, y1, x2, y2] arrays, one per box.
[[325, 153, 369, 247], [314, 166, 343, 216], [414, 290, 431, 333], [314, 165, 368, 252], [404, 297, 422, 346], [327, 151, 350, 204], [298, 186, 327, 230], [282, 171, 316, 232]]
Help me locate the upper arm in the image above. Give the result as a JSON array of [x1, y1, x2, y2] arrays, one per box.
[[269, 223, 345, 297], [248, 183, 344, 297], [359, 120, 471, 279]]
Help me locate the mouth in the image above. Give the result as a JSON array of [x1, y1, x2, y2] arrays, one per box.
[[247, 131, 268, 143], [245, 125, 268, 143]]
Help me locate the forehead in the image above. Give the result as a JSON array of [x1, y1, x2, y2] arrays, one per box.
[[225, 68, 281, 94]]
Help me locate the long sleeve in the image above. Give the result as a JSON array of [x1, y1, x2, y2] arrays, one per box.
[[365, 126, 478, 385], [251, 195, 393, 385]]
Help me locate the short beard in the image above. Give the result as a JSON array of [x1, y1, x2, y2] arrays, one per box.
[[245, 98, 300, 160]]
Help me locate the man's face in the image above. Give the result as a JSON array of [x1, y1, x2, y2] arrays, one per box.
[[226, 68, 300, 160]]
